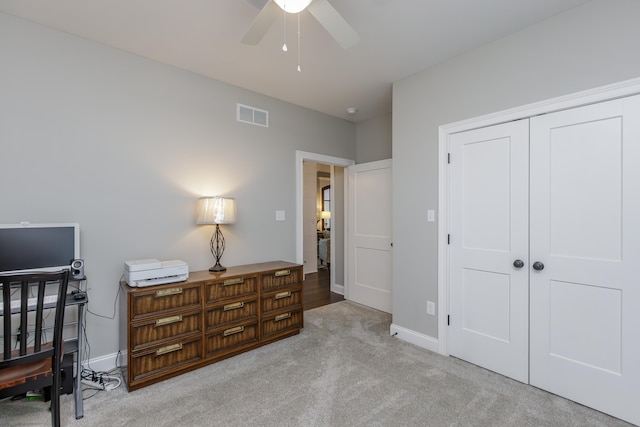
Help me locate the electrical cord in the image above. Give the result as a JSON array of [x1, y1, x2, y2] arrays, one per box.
[[81, 277, 120, 370], [86, 283, 119, 320], [82, 389, 101, 400], [72, 277, 124, 398]]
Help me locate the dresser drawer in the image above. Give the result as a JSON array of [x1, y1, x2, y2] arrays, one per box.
[[205, 321, 258, 357], [261, 287, 302, 314], [262, 268, 302, 291], [130, 309, 202, 351], [205, 275, 257, 302], [261, 309, 303, 339], [205, 297, 258, 330], [130, 283, 201, 320], [129, 337, 202, 383]]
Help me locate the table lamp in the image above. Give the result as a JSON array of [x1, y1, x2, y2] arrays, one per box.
[[196, 196, 237, 272]]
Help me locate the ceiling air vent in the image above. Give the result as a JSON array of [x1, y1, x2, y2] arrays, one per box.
[[237, 103, 269, 127]]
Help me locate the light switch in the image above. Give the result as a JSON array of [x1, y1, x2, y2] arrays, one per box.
[[427, 210, 435, 222], [276, 210, 285, 221], [427, 301, 436, 315]]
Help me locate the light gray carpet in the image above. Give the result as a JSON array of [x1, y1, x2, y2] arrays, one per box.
[[2, 301, 634, 426]]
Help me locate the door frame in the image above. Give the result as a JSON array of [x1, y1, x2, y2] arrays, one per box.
[[295, 151, 355, 294], [437, 76, 640, 356]]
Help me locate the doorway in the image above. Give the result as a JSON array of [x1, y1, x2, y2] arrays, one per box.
[[295, 151, 354, 307], [302, 162, 343, 310]]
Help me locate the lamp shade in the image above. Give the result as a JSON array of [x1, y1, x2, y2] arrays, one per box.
[[274, 0, 312, 13], [196, 197, 237, 225], [320, 210, 331, 219]]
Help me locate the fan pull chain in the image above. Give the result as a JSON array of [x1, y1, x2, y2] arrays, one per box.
[[282, 10, 288, 52], [297, 13, 301, 72]]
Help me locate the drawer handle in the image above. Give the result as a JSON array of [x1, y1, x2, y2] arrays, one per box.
[[223, 278, 244, 286], [156, 343, 182, 356], [275, 291, 292, 300], [274, 269, 291, 277], [223, 302, 245, 311], [155, 287, 183, 298], [275, 312, 292, 322], [223, 326, 245, 337], [155, 315, 183, 327]]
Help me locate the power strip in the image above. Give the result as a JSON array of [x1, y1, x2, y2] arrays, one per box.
[[81, 379, 105, 390], [82, 378, 118, 391]]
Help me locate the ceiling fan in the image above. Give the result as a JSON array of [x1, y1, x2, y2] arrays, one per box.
[[241, 0, 360, 49]]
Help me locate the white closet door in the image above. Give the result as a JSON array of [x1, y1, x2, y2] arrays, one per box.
[[449, 120, 530, 383], [529, 95, 640, 425]]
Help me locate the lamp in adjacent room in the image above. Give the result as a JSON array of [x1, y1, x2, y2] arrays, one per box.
[[320, 210, 331, 230], [196, 196, 237, 272]]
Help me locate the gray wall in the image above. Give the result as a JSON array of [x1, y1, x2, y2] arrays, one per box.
[[392, 0, 640, 338], [356, 113, 392, 164], [0, 12, 355, 360]]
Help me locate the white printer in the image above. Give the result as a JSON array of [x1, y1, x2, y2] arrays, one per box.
[[124, 259, 189, 287]]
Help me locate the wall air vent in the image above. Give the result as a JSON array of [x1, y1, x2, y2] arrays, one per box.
[[237, 103, 269, 127]]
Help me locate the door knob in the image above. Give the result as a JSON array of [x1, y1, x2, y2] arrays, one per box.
[[532, 261, 545, 271], [513, 259, 524, 268]]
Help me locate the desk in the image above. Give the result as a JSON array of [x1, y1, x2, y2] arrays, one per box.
[[63, 292, 87, 420], [0, 291, 87, 419]]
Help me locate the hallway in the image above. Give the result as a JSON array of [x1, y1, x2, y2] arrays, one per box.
[[303, 267, 344, 310]]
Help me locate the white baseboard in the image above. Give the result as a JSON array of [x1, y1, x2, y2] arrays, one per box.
[[390, 323, 442, 355], [331, 283, 344, 295], [81, 351, 122, 374]]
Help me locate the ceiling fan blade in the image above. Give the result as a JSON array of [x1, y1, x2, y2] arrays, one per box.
[[241, 0, 280, 45], [307, 0, 359, 49]]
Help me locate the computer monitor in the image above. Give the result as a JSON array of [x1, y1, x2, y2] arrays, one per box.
[[0, 223, 80, 275]]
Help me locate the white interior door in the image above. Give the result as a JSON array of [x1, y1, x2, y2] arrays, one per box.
[[347, 159, 392, 313], [448, 120, 530, 383], [529, 96, 640, 425]]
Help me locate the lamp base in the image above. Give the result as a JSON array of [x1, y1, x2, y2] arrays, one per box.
[[209, 263, 227, 272], [208, 224, 227, 272]]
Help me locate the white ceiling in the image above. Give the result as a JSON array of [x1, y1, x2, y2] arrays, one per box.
[[0, 0, 590, 123]]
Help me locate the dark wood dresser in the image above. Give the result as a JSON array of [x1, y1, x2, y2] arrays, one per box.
[[119, 261, 303, 391]]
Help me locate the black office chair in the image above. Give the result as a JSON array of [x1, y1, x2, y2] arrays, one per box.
[[0, 270, 70, 427]]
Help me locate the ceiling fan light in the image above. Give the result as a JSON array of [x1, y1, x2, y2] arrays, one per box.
[[274, 0, 312, 14]]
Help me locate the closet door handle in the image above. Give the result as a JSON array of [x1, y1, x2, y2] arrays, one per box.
[[532, 261, 545, 271], [513, 259, 524, 269]]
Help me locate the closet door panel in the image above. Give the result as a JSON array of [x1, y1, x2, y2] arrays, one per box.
[[449, 120, 530, 383], [548, 116, 622, 261], [529, 95, 640, 426]]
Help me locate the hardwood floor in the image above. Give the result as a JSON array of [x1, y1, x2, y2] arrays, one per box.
[[303, 267, 344, 310]]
